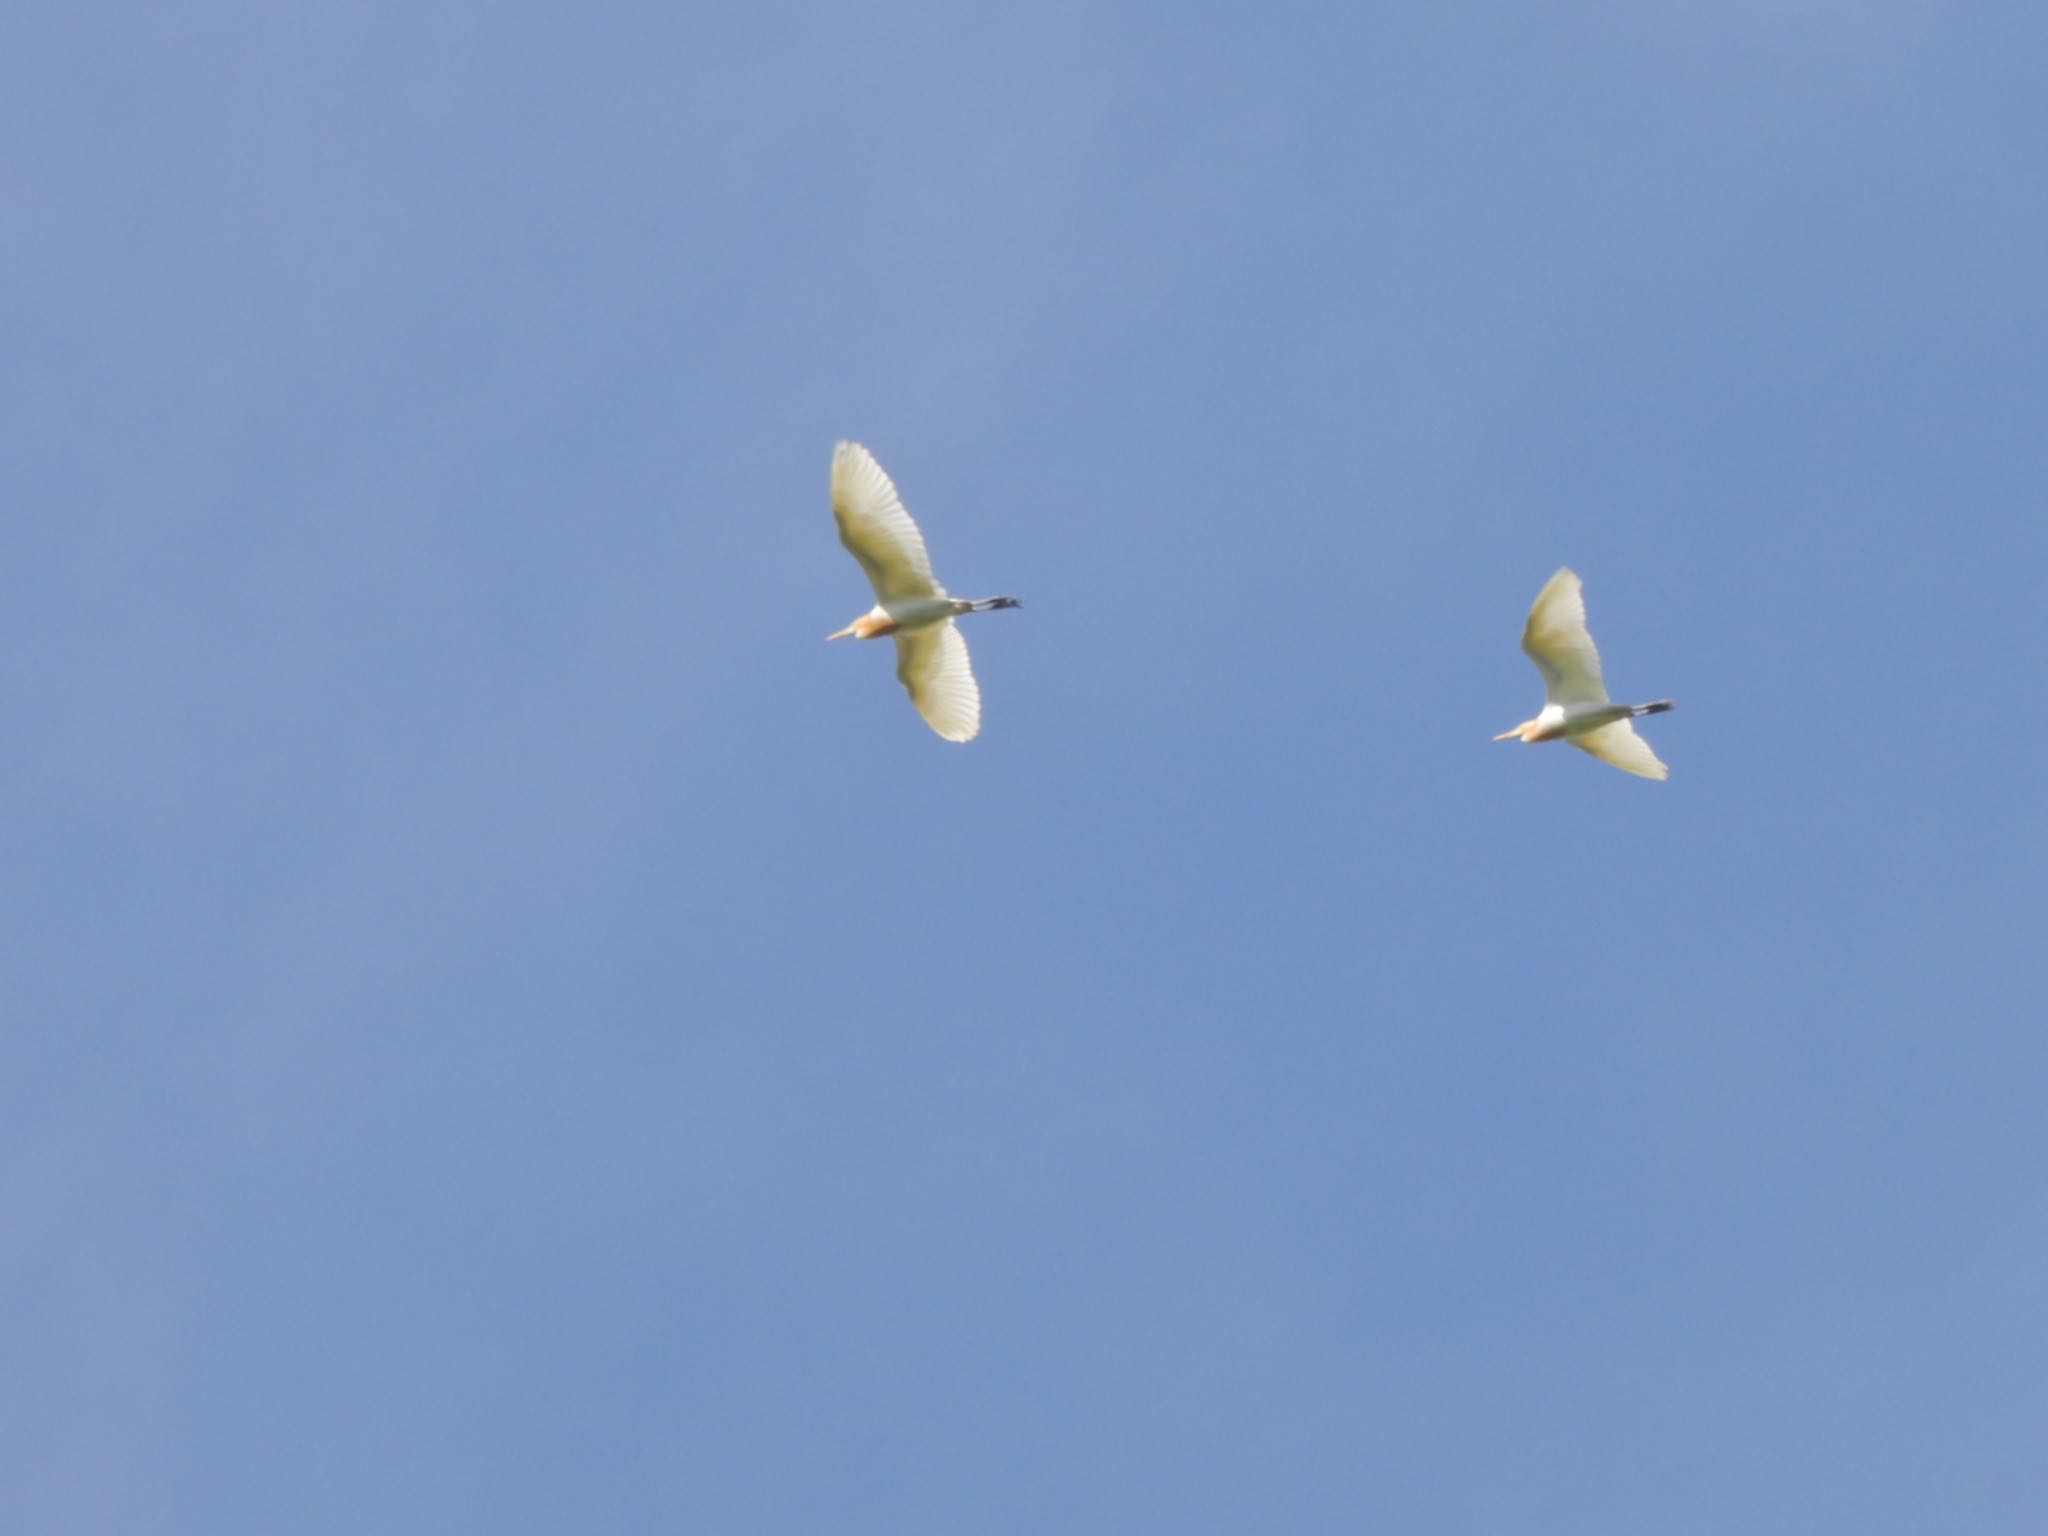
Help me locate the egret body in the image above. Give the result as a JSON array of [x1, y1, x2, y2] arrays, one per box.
[[1497, 567, 1673, 780], [827, 441, 1018, 742]]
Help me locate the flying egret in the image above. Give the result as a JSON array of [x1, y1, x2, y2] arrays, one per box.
[[827, 440, 1019, 742], [1497, 567, 1674, 780]]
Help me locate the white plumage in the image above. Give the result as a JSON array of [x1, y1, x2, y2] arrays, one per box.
[[827, 441, 1018, 743], [1497, 567, 1674, 780]]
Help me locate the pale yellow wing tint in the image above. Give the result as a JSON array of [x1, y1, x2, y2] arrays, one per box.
[[1570, 720, 1669, 780], [831, 441, 943, 603], [894, 621, 981, 742], [1521, 566, 1609, 707]]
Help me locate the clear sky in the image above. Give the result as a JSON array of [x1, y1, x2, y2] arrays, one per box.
[[5, 3, 2046, 1531]]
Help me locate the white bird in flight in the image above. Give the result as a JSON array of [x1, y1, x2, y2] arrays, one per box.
[[828, 441, 1019, 742], [1497, 567, 1674, 780]]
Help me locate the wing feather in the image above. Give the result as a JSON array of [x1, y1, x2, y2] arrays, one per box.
[[1570, 720, 1669, 780], [831, 441, 943, 603], [1521, 567, 1609, 707], [893, 622, 981, 742]]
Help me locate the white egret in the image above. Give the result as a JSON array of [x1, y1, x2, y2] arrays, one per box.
[[1496, 567, 1674, 780], [827, 440, 1018, 742]]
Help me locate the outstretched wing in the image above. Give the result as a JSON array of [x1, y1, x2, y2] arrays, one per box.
[[1521, 567, 1609, 707], [1570, 719, 1668, 780], [831, 441, 944, 603], [893, 622, 981, 742]]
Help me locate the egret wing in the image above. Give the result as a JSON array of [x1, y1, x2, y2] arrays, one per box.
[[1570, 719, 1668, 780], [831, 441, 943, 603], [1521, 567, 1609, 707], [893, 621, 980, 742]]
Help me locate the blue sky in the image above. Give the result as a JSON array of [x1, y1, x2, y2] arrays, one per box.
[[5, 3, 2046, 1531]]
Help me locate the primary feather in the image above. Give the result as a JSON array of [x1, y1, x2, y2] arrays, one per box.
[[831, 441, 941, 603], [1521, 567, 1609, 707], [894, 621, 981, 743], [1570, 719, 1669, 780]]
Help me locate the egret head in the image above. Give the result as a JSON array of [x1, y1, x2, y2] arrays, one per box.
[[827, 612, 896, 641]]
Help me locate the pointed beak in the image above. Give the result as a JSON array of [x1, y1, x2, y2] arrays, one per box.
[[1493, 726, 1523, 741], [826, 623, 857, 641]]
